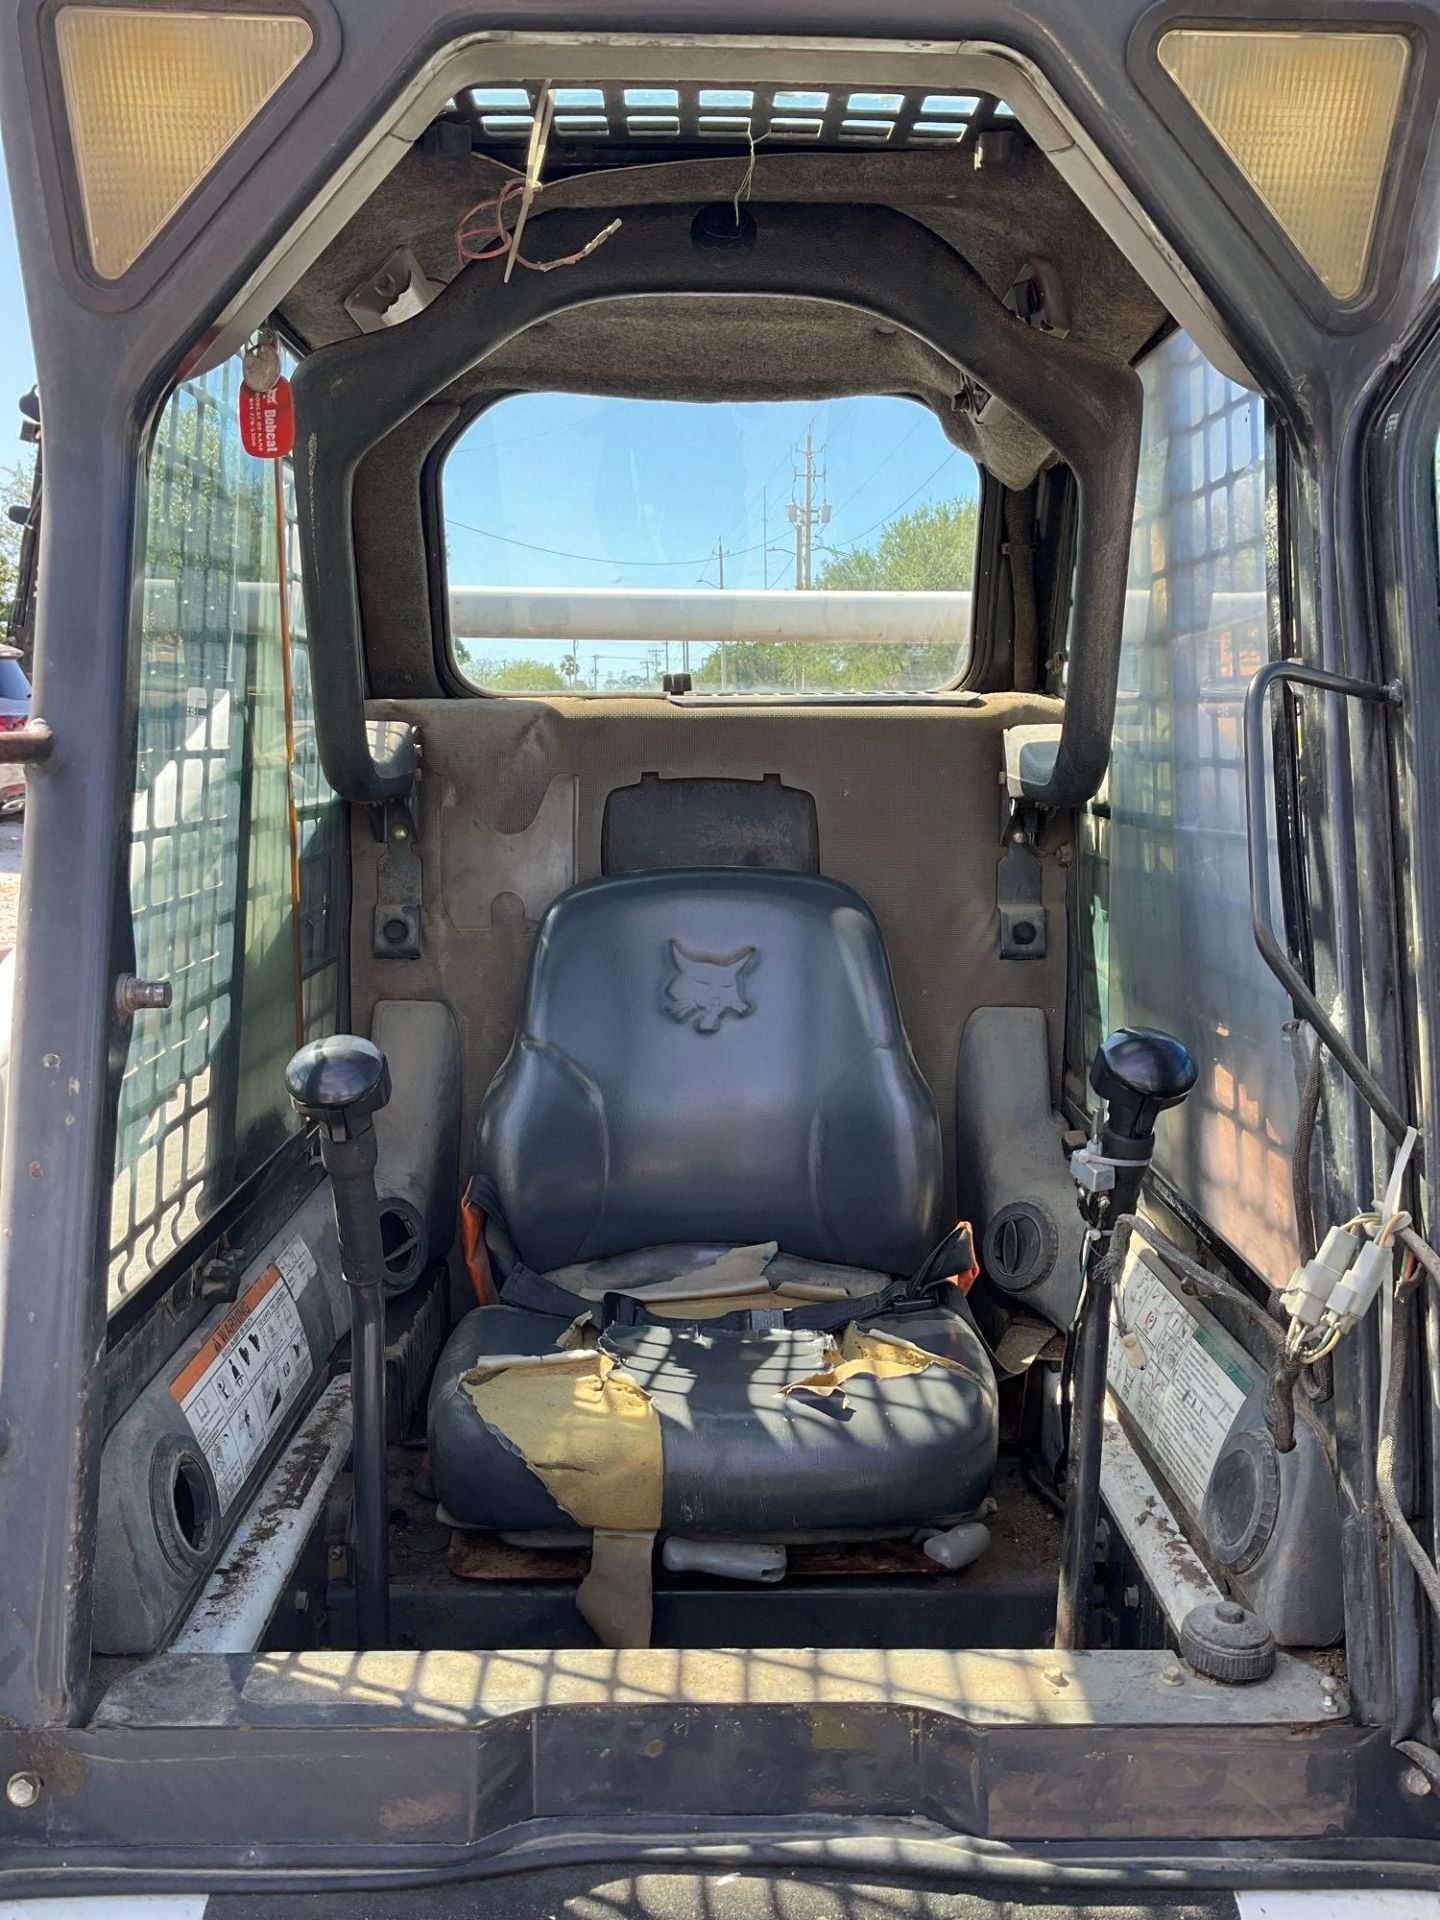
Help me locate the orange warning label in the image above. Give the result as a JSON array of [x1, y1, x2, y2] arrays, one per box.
[[171, 1246, 312, 1512]]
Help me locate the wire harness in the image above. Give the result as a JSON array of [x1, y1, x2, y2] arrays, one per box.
[[1280, 1127, 1419, 1366], [455, 88, 621, 278]]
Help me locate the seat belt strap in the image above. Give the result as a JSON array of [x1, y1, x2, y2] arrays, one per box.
[[502, 1264, 601, 1318], [467, 1176, 979, 1333], [600, 1281, 916, 1335], [463, 1176, 585, 1315], [908, 1220, 980, 1293], [577, 1528, 656, 1650], [459, 1187, 498, 1306]]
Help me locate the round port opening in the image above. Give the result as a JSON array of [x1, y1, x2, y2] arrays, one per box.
[[378, 1197, 425, 1294], [692, 202, 758, 257], [1205, 1429, 1281, 1574], [151, 1440, 218, 1575], [171, 1454, 213, 1554]]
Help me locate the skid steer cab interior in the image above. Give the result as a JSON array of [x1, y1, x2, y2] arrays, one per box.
[[8, 1, 1440, 1894]]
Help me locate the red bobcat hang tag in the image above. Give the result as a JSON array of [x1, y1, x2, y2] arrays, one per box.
[[238, 375, 295, 460]]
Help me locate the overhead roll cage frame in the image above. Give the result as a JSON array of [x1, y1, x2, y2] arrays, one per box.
[[292, 200, 1142, 811]]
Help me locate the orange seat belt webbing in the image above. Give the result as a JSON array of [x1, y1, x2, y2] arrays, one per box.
[[461, 1184, 498, 1306], [947, 1220, 981, 1293]]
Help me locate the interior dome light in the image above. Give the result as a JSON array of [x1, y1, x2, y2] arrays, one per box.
[[1158, 26, 1410, 298], [55, 6, 312, 279]]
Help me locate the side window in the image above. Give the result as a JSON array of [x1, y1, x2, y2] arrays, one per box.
[[108, 355, 347, 1309], [1081, 330, 1298, 1289]]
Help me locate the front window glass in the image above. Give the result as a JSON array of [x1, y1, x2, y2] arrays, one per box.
[[108, 353, 347, 1310], [1080, 330, 1298, 1289], [443, 394, 979, 694]]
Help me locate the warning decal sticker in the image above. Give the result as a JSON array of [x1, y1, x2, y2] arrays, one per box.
[[1108, 1257, 1255, 1517], [171, 1260, 312, 1514], [275, 1231, 317, 1298]]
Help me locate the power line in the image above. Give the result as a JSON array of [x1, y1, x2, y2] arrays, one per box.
[[447, 450, 962, 575], [445, 515, 773, 569], [714, 408, 820, 551], [736, 399, 922, 550], [822, 452, 960, 554], [826, 413, 928, 520], [450, 400, 631, 453]]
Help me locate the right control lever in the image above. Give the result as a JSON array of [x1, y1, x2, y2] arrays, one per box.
[[1055, 1027, 1196, 1649]]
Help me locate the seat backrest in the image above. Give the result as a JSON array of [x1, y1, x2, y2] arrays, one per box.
[[476, 868, 941, 1274]]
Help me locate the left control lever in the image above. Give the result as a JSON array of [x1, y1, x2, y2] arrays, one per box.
[[286, 1035, 392, 1649]]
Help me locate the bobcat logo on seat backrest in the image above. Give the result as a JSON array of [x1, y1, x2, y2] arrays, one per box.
[[663, 940, 757, 1034]]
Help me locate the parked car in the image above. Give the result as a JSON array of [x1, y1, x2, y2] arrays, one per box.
[[0, 642, 30, 815]]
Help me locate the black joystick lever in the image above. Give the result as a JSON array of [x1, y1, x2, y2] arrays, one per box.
[[1088, 1026, 1198, 1219], [286, 1035, 393, 1650], [1055, 1027, 1196, 1650]]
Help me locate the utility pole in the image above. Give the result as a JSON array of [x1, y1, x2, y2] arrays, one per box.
[[786, 427, 830, 590], [715, 536, 728, 691], [794, 443, 805, 589]]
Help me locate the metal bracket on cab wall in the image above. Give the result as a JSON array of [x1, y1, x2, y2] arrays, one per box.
[[998, 817, 1047, 959], [372, 794, 422, 960]]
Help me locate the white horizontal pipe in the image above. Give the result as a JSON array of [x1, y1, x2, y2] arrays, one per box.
[[140, 582, 1267, 648], [448, 585, 973, 648]]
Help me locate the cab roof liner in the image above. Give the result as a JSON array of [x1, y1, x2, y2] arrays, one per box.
[[282, 145, 1166, 488], [291, 199, 1141, 808]]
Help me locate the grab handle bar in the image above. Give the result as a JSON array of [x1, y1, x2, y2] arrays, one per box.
[[1243, 658, 1407, 1143]]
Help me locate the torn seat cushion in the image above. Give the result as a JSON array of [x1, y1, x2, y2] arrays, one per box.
[[430, 1281, 998, 1534]]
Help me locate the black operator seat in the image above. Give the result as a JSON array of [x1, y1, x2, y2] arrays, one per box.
[[429, 868, 998, 1542]]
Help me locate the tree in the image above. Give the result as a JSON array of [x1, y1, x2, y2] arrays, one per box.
[[0, 453, 37, 630], [816, 495, 978, 594], [458, 650, 570, 692], [692, 493, 978, 693]]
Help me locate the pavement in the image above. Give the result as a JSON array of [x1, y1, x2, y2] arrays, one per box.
[[0, 813, 22, 956]]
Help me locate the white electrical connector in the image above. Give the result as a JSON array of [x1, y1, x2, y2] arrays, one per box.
[[1282, 1223, 1363, 1328], [1326, 1236, 1395, 1324], [1281, 1127, 1420, 1367]]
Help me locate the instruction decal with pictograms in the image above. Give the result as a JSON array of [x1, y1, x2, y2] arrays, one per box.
[[170, 1243, 313, 1512]]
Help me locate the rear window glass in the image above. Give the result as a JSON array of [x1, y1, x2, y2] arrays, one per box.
[[0, 658, 30, 701], [442, 395, 978, 695]]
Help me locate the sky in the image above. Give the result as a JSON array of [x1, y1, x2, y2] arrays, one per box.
[[444, 391, 979, 682], [445, 392, 977, 593]]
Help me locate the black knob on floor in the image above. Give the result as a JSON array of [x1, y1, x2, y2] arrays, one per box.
[[1180, 1598, 1277, 1685]]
